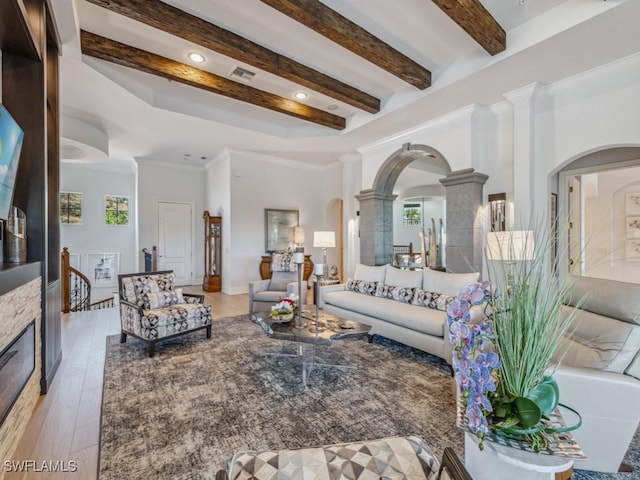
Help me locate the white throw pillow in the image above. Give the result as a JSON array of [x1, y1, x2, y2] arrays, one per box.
[[385, 267, 423, 289], [353, 263, 387, 283], [422, 269, 479, 297]]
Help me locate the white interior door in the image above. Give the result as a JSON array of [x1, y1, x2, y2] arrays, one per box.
[[158, 202, 193, 286]]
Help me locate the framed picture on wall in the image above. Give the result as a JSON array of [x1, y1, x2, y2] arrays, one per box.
[[626, 192, 640, 216], [626, 239, 640, 261], [264, 209, 299, 252], [627, 216, 640, 239], [87, 253, 120, 287]]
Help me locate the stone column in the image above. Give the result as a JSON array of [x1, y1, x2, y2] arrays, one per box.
[[355, 189, 397, 266], [440, 169, 488, 274]]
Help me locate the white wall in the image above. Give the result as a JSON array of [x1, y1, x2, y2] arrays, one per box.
[[207, 150, 342, 294], [137, 160, 206, 285], [60, 163, 137, 295], [582, 166, 640, 283]]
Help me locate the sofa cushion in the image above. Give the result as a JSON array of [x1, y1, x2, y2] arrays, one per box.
[[269, 271, 298, 291], [565, 275, 640, 325], [354, 263, 387, 283], [146, 288, 184, 309], [422, 269, 479, 297], [556, 304, 640, 373], [385, 267, 423, 288], [412, 289, 456, 311], [374, 284, 415, 303], [323, 290, 445, 337], [346, 279, 378, 295]]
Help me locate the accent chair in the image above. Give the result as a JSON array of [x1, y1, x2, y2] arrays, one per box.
[[118, 270, 212, 357]]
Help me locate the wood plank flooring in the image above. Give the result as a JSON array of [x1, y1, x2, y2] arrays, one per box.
[[4, 290, 248, 480]]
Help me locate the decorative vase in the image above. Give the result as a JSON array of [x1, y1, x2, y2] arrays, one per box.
[[271, 311, 294, 323]]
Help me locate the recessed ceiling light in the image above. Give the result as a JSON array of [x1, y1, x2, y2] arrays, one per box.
[[188, 52, 205, 63], [294, 91, 308, 100], [327, 104, 339, 111]]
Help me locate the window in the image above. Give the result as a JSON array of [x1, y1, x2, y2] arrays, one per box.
[[105, 195, 129, 226], [403, 203, 421, 226], [60, 192, 83, 224]]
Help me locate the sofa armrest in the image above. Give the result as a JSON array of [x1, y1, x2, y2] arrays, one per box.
[[317, 283, 345, 308], [119, 298, 142, 315]]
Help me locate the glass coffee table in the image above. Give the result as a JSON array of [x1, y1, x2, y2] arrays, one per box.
[[250, 308, 371, 386]]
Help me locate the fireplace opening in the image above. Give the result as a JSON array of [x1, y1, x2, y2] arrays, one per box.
[[0, 321, 35, 427]]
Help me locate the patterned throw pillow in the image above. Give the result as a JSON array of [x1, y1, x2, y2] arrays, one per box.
[[346, 279, 378, 295], [375, 284, 415, 303], [145, 288, 184, 310], [411, 289, 433, 307], [428, 292, 456, 311]]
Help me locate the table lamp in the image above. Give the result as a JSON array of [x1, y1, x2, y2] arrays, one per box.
[[486, 230, 534, 292], [313, 231, 335, 279]]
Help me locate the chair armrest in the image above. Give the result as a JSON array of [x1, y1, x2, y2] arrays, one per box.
[[249, 279, 271, 296], [119, 298, 142, 315], [215, 470, 228, 480], [286, 281, 307, 296], [438, 447, 473, 480], [183, 293, 204, 303]]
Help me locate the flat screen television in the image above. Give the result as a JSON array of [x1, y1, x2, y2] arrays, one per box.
[[0, 104, 24, 221]]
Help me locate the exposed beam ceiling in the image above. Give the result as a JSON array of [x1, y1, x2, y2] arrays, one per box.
[[82, 0, 380, 114], [80, 31, 346, 130], [431, 0, 505, 55], [258, 0, 432, 89]]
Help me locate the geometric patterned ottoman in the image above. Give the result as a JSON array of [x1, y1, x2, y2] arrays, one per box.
[[221, 435, 440, 480]]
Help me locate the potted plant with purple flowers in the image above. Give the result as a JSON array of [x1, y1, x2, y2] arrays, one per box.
[[448, 229, 581, 452]]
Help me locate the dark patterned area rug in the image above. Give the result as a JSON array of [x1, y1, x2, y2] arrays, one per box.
[[99, 315, 639, 480]]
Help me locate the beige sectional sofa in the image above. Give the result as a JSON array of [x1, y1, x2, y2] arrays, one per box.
[[552, 275, 640, 473], [318, 263, 481, 364]]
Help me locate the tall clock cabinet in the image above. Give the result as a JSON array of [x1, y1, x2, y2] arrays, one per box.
[[203, 211, 222, 292]]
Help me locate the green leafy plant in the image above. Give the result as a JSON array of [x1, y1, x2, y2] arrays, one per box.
[[482, 225, 580, 450]]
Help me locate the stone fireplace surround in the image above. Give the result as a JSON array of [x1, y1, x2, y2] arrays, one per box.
[[0, 264, 41, 471]]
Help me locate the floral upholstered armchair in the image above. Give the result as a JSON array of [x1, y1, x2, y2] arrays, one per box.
[[118, 270, 212, 357]]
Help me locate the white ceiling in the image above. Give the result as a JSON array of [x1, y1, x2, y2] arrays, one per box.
[[51, 0, 639, 172]]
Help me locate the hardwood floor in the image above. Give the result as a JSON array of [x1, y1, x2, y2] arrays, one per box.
[[4, 290, 248, 480]]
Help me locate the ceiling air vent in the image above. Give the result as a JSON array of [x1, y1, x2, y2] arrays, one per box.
[[229, 66, 256, 82]]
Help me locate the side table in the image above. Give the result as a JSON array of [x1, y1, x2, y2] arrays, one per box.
[[464, 433, 574, 480], [312, 277, 340, 304]]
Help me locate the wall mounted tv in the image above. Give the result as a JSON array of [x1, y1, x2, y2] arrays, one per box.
[[0, 104, 24, 221]]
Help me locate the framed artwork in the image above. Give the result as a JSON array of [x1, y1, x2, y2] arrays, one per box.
[[626, 192, 640, 215], [87, 253, 120, 287], [264, 209, 299, 252], [627, 216, 640, 239], [626, 239, 640, 261]]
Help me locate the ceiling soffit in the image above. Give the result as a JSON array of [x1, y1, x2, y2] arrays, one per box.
[[80, 31, 347, 130], [82, 0, 381, 114]]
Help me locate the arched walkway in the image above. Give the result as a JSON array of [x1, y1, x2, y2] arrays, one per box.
[[356, 143, 488, 273]]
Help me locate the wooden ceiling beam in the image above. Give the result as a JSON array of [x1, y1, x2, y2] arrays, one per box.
[[431, 0, 506, 55], [80, 31, 346, 130], [82, 0, 380, 114], [258, 0, 431, 90]]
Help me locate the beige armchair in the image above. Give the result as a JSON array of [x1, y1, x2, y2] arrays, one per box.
[[248, 271, 307, 314]]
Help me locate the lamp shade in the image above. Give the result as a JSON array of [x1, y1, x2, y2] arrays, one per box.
[[294, 226, 305, 244], [486, 230, 535, 262], [313, 231, 335, 248]]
